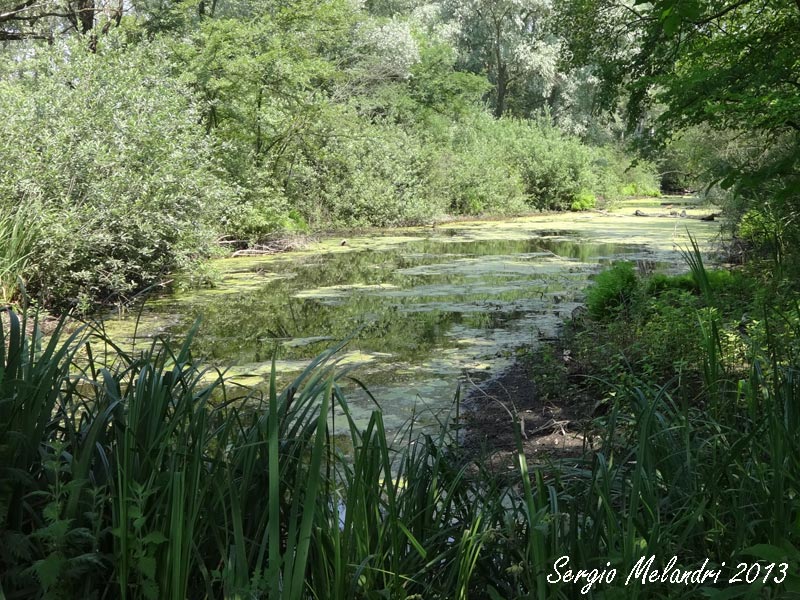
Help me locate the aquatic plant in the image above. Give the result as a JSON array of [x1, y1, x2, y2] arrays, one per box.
[[0, 207, 37, 304]]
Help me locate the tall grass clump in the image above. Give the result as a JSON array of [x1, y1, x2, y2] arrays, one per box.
[[0, 207, 37, 303], [0, 308, 532, 598], [0, 308, 343, 598]]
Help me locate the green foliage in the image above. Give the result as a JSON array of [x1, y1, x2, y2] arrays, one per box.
[[738, 208, 776, 247], [569, 190, 596, 211], [0, 39, 232, 310], [221, 189, 308, 245], [0, 205, 38, 303], [564, 0, 800, 259], [564, 0, 800, 140], [644, 272, 696, 295], [496, 118, 599, 210], [592, 146, 661, 199], [0, 0, 659, 309], [432, 145, 528, 216], [289, 120, 446, 226], [584, 261, 638, 320], [408, 40, 491, 119], [3, 253, 800, 598]]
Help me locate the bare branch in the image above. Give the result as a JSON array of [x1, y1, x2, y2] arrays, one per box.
[[693, 0, 754, 26], [0, 0, 37, 21]]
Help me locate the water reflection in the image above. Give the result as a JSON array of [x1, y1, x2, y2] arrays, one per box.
[[107, 228, 675, 430]]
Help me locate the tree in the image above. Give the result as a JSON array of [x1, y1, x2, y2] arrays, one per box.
[[564, 0, 800, 143], [564, 0, 800, 236], [444, 0, 561, 117]]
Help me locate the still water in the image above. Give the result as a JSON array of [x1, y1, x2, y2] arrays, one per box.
[[104, 206, 717, 431]]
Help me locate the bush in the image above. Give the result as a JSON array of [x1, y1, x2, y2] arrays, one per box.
[[0, 39, 232, 310], [585, 261, 639, 320], [494, 117, 598, 211], [431, 146, 528, 216], [645, 269, 749, 313], [644, 273, 696, 295], [432, 116, 528, 216], [287, 120, 445, 227], [220, 180, 307, 245], [570, 190, 596, 211]]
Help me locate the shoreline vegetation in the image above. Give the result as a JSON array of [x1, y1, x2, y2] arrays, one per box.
[[2, 241, 799, 598], [0, 31, 664, 313]]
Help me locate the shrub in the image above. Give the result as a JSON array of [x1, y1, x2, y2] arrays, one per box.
[[645, 269, 749, 314], [738, 208, 775, 246], [287, 120, 445, 227], [0, 39, 233, 310], [585, 261, 639, 320], [494, 118, 598, 211], [591, 146, 660, 201], [220, 183, 307, 245], [644, 273, 696, 295], [432, 117, 528, 216], [570, 190, 596, 211]]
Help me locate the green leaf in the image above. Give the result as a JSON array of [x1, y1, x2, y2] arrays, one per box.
[[662, 12, 681, 36], [138, 555, 157, 581], [398, 521, 427, 560], [33, 552, 64, 591], [141, 531, 168, 547], [740, 543, 798, 563]]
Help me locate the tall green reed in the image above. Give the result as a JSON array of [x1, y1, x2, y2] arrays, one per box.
[[1, 272, 799, 600], [0, 208, 37, 304]]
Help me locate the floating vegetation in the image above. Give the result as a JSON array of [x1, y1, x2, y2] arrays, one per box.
[[102, 205, 717, 430]]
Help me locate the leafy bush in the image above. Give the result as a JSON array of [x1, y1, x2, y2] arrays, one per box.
[[645, 269, 750, 315], [432, 116, 528, 216], [585, 261, 639, 320], [431, 145, 528, 215], [591, 146, 660, 200], [220, 182, 308, 245], [495, 118, 599, 210], [644, 273, 697, 295], [287, 120, 445, 227], [478, 118, 651, 211], [0, 39, 232, 310], [570, 190, 596, 211], [737, 208, 776, 247]]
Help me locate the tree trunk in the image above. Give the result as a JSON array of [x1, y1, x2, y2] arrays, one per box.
[[492, 17, 507, 118], [494, 63, 508, 118]]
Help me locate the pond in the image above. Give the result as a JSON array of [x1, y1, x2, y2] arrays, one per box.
[[103, 203, 719, 433]]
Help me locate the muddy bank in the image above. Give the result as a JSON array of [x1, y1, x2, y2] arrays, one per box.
[[461, 339, 598, 467]]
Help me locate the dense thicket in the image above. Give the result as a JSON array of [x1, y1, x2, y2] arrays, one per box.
[[0, 42, 233, 309], [562, 0, 800, 261], [0, 0, 662, 309]]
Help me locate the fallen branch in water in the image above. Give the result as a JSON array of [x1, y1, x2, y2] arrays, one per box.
[[225, 234, 316, 256], [633, 209, 722, 221]]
